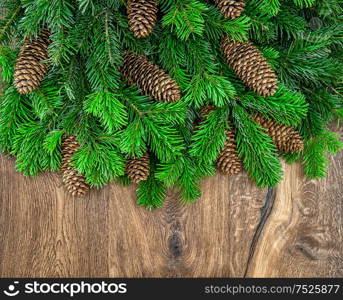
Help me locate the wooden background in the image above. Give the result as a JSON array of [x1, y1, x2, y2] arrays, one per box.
[[0, 132, 342, 278]]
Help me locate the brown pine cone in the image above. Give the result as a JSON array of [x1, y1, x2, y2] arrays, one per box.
[[14, 28, 51, 94], [122, 52, 181, 102], [127, 0, 158, 38], [221, 38, 277, 97], [61, 136, 89, 197], [217, 128, 243, 175], [199, 104, 216, 117], [253, 114, 304, 153], [126, 153, 150, 184], [196, 104, 216, 125], [192, 105, 216, 129], [214, 0, 246, 19]]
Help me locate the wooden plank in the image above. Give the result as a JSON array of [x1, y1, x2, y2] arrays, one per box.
[[0, 156, 57, 277], [107, 172, 267, 277], [0, 156, 112, 277], [0, 156, 267, 277], [53, 182, 111, 277], [247, 140, 343, 277]]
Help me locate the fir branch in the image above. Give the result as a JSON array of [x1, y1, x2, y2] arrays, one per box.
[[73, 139, 125, 187], [302, 131, 342, 178], [239, 85, 308, 126], [137, 165, 166, 209], [29, 81, 64, 120], [233, 105, 283, 187], [155, 158, 184, 187], [12, 121, 61, 175], [77, 0, 96, 14], [246, 0, 281, 17], [0, 86, 32, 152], [162, 0, 208, 40], [144, 117, 185, 162], [204, 7, 251, 42], [0, 0, 342, 208], [145, 101, 187, 125], [189, 107, 228, 163], [292, 0, 316, 8], [119, 117, 147, 157], [20, 0, 75, 35], [177, 156, 201, 203], [0, 45, 17, 84], [85, 12, 122, 90], [84, 89, 128, 134], [43, 130, 64, 153], [0, 4, 21, 42]]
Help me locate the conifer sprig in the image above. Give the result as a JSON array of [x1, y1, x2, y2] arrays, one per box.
[[0, 0, 341, 208]]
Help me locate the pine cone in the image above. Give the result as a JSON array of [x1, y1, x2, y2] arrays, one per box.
[[217, 128, 243, 175], [214, 0, 246, 19], [61, 136, 89, 197], [14, 28, 51, 94], [199, 104, 216, 117], [221, 38, 277, 96], [253, 114, 304, 153], [127, 0, 158, 38], [126, 153, 150, 184], [122, 52, 181, 102], [197, 104, 216, 125]]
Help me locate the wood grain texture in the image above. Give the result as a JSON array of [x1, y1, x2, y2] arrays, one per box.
[[246, 154, 343, 277], [0, 141, 342, 277]]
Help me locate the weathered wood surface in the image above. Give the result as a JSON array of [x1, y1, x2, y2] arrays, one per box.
[[0, 138, 342, 277]]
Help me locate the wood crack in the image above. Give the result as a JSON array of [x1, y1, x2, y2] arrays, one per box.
[[164, 193, 187, 277], [243, 187, 276, 277]]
